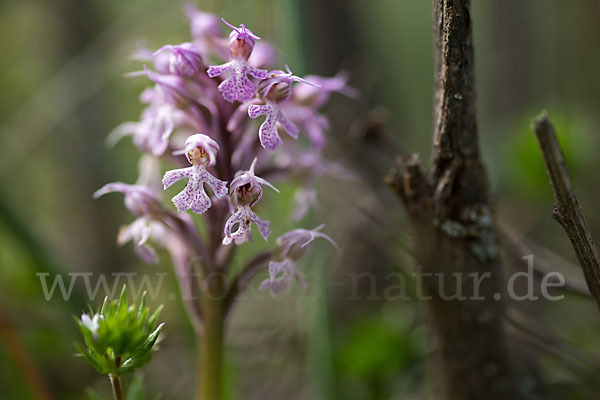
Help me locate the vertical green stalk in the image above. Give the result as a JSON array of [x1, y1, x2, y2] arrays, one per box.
[[109, 375, 124, 400], [197, 276, 225, 400]]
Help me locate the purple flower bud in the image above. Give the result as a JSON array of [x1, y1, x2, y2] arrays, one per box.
[[153, 43, 203, 77], [229, 157, 279, 207], [221, 18, 260, 60], [162, 134, 228, 215], [138, 66, 204, 106], [258, 66, 315, 102], [94, 182, 162, 217], [132, 45, 171, 74]]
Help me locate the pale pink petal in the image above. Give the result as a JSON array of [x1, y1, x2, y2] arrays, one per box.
[[223, 208, 247, 245], [249, 210, 271, 241], [200, 169, 228, 198], [162, 167, 193, 189], [276, 108, 299, 138], [207, 62, 232, 78]]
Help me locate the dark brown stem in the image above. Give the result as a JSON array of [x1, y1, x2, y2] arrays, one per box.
[[532, 113, 600, 309], [110, 375, 124, 400]]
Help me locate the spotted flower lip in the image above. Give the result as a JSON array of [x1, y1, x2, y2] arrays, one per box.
[[153, 42, 203, 77], [206, 18, 267, 102], [162, 134, 228, 215], [222, 205, 271, 245], [94, 182, 161, 217], [207, 60, 267, 103], [248, 66, 318, 150], [248, 101, 299, 150], [163, 164, 228, 215]]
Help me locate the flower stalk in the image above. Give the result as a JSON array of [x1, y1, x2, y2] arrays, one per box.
[[110, 375, 125, 400], [198, 276, 226, 400]]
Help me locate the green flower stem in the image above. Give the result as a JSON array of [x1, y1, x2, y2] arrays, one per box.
[[110, 375, 125, 400], [197, 276, 225, 400]]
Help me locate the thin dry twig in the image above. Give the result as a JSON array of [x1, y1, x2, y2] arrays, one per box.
[[533, 113, 600, 309]]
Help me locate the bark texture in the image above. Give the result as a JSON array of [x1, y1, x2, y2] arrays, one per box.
[[386, 1, 519, 398]]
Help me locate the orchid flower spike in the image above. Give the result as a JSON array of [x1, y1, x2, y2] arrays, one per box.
[[259, 225, 338, 296], [223, 158, 278, 245], [162, 134, 228, 215], [206, 19, 267, 103]]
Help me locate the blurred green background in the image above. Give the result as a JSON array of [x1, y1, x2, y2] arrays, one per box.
[[2, 0, 600, 399]]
